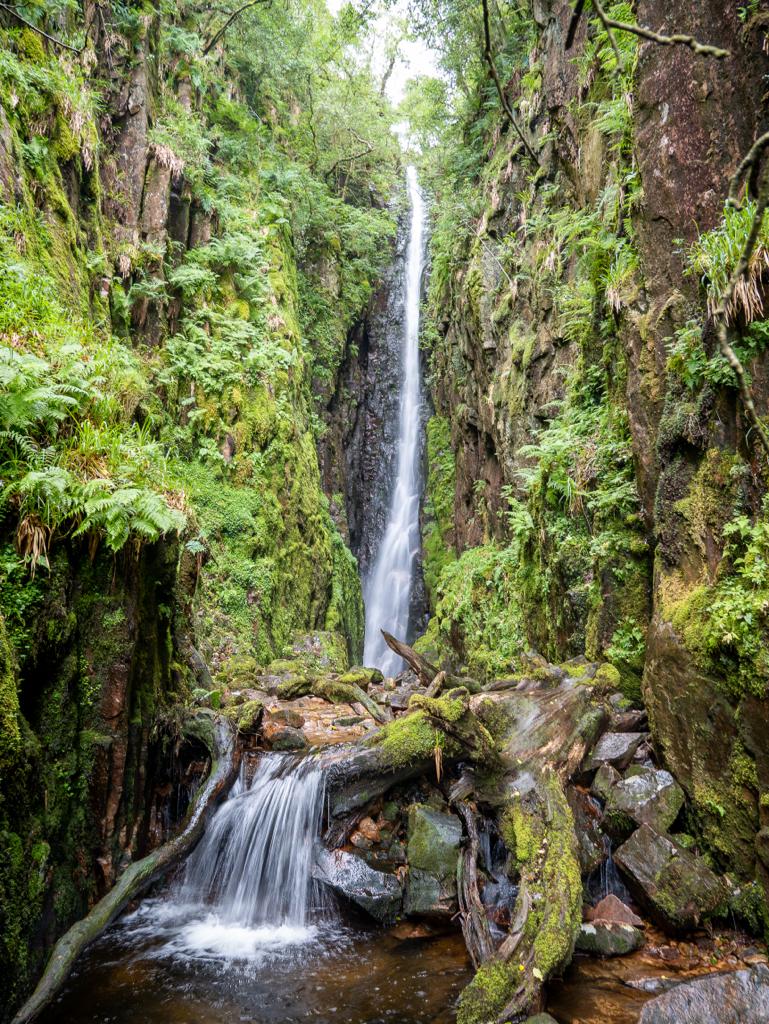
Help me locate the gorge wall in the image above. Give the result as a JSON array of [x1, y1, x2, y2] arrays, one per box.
[[0, 4, 398, 1015], [418, 0, 769, 920]]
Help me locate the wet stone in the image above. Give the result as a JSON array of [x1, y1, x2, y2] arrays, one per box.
[[575, 921, 644, 956], [315, 848, 402, 923], [604, 768, 684, 837], [638, 963, 769, 1024], [614, 824, 728, 931], [587, 894, 643, 927], [591, 763, 621, 802], [586, 732, 646, 772]]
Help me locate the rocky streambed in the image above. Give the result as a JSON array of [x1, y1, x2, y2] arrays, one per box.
[[22, 630, 769, 1024]]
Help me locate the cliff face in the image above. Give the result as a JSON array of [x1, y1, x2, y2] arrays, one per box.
[[0, 5, 395, 1015], [422, 0, 769, 900]]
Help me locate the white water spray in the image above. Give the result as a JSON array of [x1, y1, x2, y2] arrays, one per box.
[[363, 166, 425, 675]]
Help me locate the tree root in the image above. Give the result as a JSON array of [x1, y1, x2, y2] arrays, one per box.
[[12, 712, 237, 1024]]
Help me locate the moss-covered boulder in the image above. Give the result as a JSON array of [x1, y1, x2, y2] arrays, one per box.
[[614, 824, 728, 931], [336, 667, 384, 690], [405, 804, 462, 917]]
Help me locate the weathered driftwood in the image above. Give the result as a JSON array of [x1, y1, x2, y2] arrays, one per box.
[[457, 769, 583, 1024], [381, 629, 439, 686], [453, 683, 607, 1024], [12, 712, 237, 1024], [455, 800, 495, 968]]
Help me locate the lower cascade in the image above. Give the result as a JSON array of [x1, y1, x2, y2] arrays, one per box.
[[363, 165, 426, 676], [180, 754, 327, 939]]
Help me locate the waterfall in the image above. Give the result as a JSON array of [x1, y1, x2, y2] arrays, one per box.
[[138, 753, 329, 959], [363, 165, 425, 676]]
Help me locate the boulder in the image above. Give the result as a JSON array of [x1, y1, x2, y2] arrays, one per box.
[[407, 804, 462, 877], [614, 824, 728, 931], [524, 1016, 560, 1024], [566, 785, 605, 875], [265, 724, 308, 750], [638, 964, 769, 1024], [604, 768, 684, 837], [585, 732, 646, 772], [405, 804, 462, 917], [314, 848, 402, 922], [575, 920, 644, 956], [586, 893, 643, 927], [591, 763, 621, 802]]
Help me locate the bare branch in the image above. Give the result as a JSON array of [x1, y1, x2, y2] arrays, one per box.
[[601, 11, 729, 59], [480, 0, 539, 167], [202, 0, 271, 56], [0, 1, 81, 53], [729, 131, 769, 208], [564, 1, 729, 60]]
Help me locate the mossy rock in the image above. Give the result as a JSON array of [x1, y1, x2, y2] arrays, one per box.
[[275, 674, 314, 700], [614, 824, 728, 931], [288, 631, 349, 673], [407, 804, 462, 881], [336, 667, 384, 689], [223, 699, 263, 733]]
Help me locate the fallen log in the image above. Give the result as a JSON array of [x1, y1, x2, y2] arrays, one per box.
[[12, 712, 237, 1024], [381, 630, 439, 686], [457, 769, 582, 1024]]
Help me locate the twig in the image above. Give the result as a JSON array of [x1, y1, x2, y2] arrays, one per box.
[[729, 131, 769, 208], [202, 0, 270, 55], [0, 1, 81, 52], [601, 11, 729, 59], [564, 1, 729, 59], [713, 170, 769, 460], [480, 0, 539, 167]]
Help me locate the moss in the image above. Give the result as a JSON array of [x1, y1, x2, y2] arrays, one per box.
[[593, 662, 621, 691], [336, 667, 383, 688], [729, 879, 769, 942], [501, 802, 538, 865], [370, 709, 452, 769], [457, 960, 518, 1024], [223, 698, 263, 733], [0, 614, 22, 772], [275, 675, 313, 699], [422, 415, 457, 605]]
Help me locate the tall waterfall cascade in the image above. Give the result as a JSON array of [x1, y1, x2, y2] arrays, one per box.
[[363, 165, 426, 676]]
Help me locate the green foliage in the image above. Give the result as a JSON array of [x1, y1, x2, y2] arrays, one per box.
[[669, 497, 769, 698], [686, 201, 769, 322], [422, 543, 526, 679], [422, 416, 457, 604], [0, 265, 184, 570]]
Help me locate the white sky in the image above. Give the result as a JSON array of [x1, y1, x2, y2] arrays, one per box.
[[326, 0, 441, 105]]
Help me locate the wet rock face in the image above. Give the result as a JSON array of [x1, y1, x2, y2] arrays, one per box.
[[314, 847, 402, 922], [638, 963, 769, 1024], [603, 768, 685, 838], [614, 824, 727, 931]]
